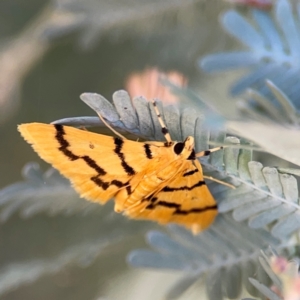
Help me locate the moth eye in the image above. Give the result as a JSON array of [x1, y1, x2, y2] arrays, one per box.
[[174, 142, 184, 155]]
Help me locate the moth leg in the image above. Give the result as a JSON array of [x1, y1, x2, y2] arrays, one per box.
[[96, 112, 127, 140], [124, 200, 149, 216], [150, 99, 172, 144], [196, 146, 224, 158], [203, 175, 235, 189], [79, 126, 88, 131]]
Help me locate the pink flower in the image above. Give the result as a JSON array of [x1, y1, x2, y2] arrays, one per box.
[[125, 68, 187, 104]]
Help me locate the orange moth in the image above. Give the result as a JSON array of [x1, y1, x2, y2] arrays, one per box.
[[18, 100, 226, 234]]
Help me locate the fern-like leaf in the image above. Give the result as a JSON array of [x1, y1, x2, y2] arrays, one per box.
[[0, 162, 99, 222], [127, 218, 288, 300], [215, 159, 300, 240], [239, 80, 300, 126], [200, 0, 300, 110]]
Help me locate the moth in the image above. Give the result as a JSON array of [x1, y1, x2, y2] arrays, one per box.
[[18, 100, 227, 234]]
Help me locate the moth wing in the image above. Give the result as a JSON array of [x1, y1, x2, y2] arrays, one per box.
[[18, 123, 160, 203], [126, 160, 218, 233]]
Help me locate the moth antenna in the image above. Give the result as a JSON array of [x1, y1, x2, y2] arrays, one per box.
[[96, 112, 127, 140], [196, 146, 225, 158], [150, 99, 172, 143]]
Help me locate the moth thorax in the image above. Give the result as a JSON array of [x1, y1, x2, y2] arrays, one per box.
[[173, 136, 195, 159]]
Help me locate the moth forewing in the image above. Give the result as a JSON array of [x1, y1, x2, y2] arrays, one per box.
[[18, 123, 155, 203]]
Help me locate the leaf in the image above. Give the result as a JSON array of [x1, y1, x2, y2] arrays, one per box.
[[240, 80, 300, 126], [248, 278, 281, 300], [200, 0, 300, 111], [0, 162, 95, 222], [0, 235, 123, 297], [127, 216, 288, 300]]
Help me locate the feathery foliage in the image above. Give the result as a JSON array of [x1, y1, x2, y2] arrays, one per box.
[[200, 0, 300, 111]]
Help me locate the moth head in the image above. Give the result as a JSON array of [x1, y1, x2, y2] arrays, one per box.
[[173, 136, 195, 160]]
